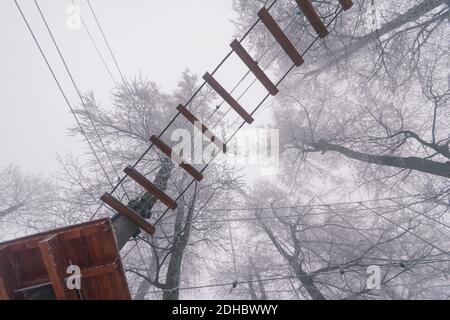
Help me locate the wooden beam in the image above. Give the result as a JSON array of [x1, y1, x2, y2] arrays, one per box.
[[339, 0, 353, 10], [0, 246, 23, 300], [257, 8, 304, 67], [59, 219, 109, 241], [230, 40, 279, 96], [0, 277, 11, 300], [124, 166, 178, 210], [150, 135, 204, 182], [295, 0, 328, 38], [82, 260, 119, 279], [176, 104, 227, 153], [202, 72, 254, 124], [100, 193, 156, 236], [39, 235, 79, 300]]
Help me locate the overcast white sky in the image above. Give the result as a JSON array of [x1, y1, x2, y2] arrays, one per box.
[[1, 0, 240, 175]]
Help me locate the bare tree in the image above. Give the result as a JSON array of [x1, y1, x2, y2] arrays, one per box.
[[47, 71, 243, 300], [0, 165, 53, 240]]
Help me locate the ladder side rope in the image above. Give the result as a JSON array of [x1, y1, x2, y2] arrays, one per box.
[[211, 14, 305, 126], [92, 0, 281, 220], [151, 9, 303, 199], [99, 1, 353, 233], [185, 11, 302, 154], [153, 5, 349, 226], [132, 2, 302, 198]]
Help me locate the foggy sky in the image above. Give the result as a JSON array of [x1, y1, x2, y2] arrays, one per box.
[[1, 0, 238, 175]]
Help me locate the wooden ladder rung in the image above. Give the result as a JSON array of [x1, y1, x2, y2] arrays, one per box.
[[150, 135, 204, 182], [258, 8, 304, 67], [295, 0, 328, 38], [176, 105, 227, 153], [124, 166, 177, 210], [230, 40, 279, 96], [100, 193, 156, 236], [339, 0, 353, 10], [203, 72, 254, 124]]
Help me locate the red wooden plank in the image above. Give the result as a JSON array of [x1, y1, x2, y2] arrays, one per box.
[[124, 166, 178, 210], [82, 260, 119, 278], [60, 220, 108, 241], [230, 40, 279, 96], [295, 0, 328, 38], [257, 8, 304, 67], [39, 235, 79, 300], [100, 193, 156, 236], [339, 0, 353, 10], [150, 135, 204, 182], [202, 72, 254, 124], [0, 277, 11, 300], [0, 219, 109, 247], [0, 246, 21, 300], [176, 104, 227, 153]]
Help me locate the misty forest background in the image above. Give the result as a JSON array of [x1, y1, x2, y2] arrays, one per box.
[[1, 0, 450, 300]]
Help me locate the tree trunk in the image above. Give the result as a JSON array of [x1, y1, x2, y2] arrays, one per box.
[[297, 272, 326, 300], [162, 201, 194, 300], [133, 237, 160, 300], [307, 0, 449, 76], [113, 158, 173, 250], [257, 218, 326, 300], [312, 141, 450, 178]]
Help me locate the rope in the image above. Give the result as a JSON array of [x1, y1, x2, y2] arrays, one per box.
[[92, 0, 282, 221], [70, 0, 116, 83], [154, 7, 346, 226], [130, 259, 450, 293], [34, 0, 131, 201], [359, 203, 450, 256], [86, 0, 128, 86], [13, 0, 114, 195], [227, 210, 239, 288]]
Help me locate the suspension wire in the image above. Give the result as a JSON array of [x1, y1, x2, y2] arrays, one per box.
[[73, 0, 148, 216], [226, 210, 239, 286], [131, 201, 449, 296], [33, 0, 131, 201], [322, 202, 395, 260], [158, 194, 424, 214], [104, 193, 429, 229], [154, 7, 346, 226], [92, 0, 281, 221], [70, 0, 116, 83], [121, 241, 139, 260], [129, 259, 450, 293], [86, 0, 128, 87], [359, 203, 450, 256], [13, 0, 116, 194], [135, 239, 152, 280], [391, 198, 450, 230], [152, 202, 417, 226]]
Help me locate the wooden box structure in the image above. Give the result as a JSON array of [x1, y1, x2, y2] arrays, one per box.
[[0, 219, 131, 300]]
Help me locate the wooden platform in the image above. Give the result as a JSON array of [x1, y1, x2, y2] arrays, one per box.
[[0, 219, 131, 300]]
